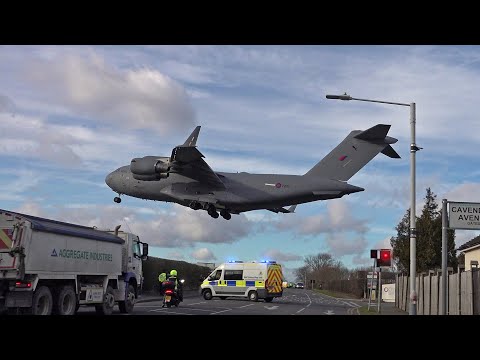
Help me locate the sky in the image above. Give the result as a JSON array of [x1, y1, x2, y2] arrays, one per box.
[[2, 45, 480, 282]]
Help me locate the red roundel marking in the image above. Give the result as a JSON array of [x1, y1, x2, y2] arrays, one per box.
[[275, 183, 282, 188], [339, 155, 348, 161]]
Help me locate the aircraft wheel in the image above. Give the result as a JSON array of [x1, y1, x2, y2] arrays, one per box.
[[114, 197, 121, 203]]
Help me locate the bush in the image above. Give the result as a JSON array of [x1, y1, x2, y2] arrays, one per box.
[[142, 256, 212, 293]]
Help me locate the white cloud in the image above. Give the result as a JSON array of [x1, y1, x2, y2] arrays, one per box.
[[325, 233, 368, 258], [167, 251, 185, 260], [12, 202, 253, 248], [14, 202, 44, 217], [18, 52, 195, 135], [373, 236, 392, 250], [0, 94, 15, 113], [276, 199, 368, 236], [261, 249, 302, 262], [443, 183, 480, 203], [0, 169, 45, 202], [191, 248, 217, 261]]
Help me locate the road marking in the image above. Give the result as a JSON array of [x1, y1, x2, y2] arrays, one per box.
[[305, 292, 312, 308], [186, 302, 207, 306], [264, 305, 279, 310], [159, 310, 193, 315], [324, 310, 335, 315], [295, 308, 306, 314], [238, 304, 255, 308], [210, 308, 233, 315]]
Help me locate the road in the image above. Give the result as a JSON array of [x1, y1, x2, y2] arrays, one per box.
[[77, 288, 361, 315]]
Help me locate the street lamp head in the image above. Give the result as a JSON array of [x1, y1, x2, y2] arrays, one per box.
[[326, 93, 352, 101]]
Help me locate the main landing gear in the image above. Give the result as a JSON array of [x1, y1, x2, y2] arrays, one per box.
[[194, 203, 231, 220], [220, 209, 231, 220]]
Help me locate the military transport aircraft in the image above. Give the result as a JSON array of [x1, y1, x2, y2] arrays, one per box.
[[105, 124, 399, 220]]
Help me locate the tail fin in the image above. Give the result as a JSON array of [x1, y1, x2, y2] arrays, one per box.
[[183, 126, 201, 147], [304, 124, 400, 181]]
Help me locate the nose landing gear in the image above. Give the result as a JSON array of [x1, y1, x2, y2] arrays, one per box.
[[114, 196, 122, 203]]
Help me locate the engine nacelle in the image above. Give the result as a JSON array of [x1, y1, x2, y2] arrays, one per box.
[[130, 156, 170, 178]]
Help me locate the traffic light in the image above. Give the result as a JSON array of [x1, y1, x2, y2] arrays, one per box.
[[377, 249, 392, 267]]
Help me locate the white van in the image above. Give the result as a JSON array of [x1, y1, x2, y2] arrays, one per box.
[[200, 261, 283, 302]]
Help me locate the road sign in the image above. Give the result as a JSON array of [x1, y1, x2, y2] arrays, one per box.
[[449, 201, 480, 230]]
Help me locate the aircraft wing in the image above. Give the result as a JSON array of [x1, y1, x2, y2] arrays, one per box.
[[168, 127, 226, 190]]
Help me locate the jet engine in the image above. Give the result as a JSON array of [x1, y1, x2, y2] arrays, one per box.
[[130, 156, 170, 181]]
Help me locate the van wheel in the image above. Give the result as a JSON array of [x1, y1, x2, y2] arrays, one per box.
[[248, 290, 258, 302], [220, 296, 228, 300], [203, 289, 213, 300], [264, 297, 273, 303]]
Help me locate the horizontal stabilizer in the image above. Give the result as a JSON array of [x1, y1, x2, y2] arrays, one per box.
[[381, 145, 401, 158], [354, 124, 391, 141]]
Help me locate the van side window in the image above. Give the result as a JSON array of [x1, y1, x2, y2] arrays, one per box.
[[224, 270, 243, 280]]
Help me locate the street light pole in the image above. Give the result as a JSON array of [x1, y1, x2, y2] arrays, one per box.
[[326, 93, 420, 315]]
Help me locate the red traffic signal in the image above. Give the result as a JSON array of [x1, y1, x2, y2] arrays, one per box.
[[377, 249, 392, 267]]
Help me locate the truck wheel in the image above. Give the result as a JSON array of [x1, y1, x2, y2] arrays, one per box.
[[248, 290, 258, 302], [264, 297, 273, 303], [56, 286, 77, 315], [203, 289, 213, 300], [119, 284, 135, 314], [95, 286, 115, 315], [31, 286, 53, 315]]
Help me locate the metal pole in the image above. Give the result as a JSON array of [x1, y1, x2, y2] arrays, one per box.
[[409, 102, 417, 315], [377, 268, 382, 313], [441, 199, 448, 315], [368, 259, 376, 311]]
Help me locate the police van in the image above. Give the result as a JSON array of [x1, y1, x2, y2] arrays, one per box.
[[200, 261, 283, 302]]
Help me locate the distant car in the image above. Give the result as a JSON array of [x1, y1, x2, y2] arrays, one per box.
[[295, 282, 304, 289]]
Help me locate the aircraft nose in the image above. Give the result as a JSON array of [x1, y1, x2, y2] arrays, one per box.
[[105, 172, 114, 188]]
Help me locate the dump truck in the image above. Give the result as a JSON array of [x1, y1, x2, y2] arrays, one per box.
[[0, 209, 148, 315]]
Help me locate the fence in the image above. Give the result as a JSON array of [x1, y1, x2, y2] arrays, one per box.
[[396, 269, 480, 315]]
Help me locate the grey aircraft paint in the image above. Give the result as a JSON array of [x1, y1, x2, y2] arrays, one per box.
[[106, 124, 400, 220]]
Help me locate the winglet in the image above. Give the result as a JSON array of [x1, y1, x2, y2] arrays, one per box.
[[183, 126, 201, 147], [287, 205, 297, 213]]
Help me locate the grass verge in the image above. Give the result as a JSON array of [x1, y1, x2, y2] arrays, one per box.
[[314, 289, 361, 299], [358, 306, 379, 315]]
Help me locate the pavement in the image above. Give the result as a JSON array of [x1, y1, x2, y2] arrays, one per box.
[[354, 298, 408, 315], [137, 290, 408, 315]]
